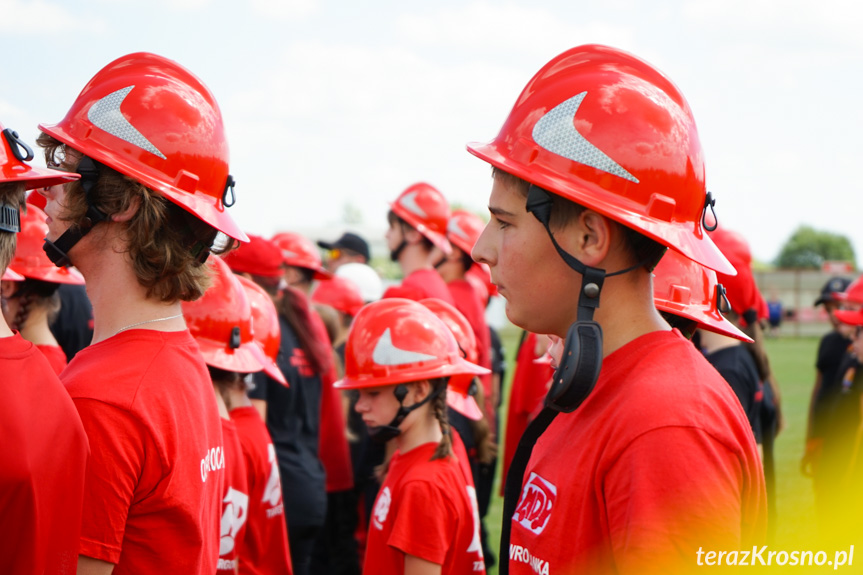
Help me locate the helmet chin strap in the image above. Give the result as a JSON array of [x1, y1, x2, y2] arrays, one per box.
[[367, 382, 445, 443], [525, 184, 649, 412], [42, 157, 108, 268]]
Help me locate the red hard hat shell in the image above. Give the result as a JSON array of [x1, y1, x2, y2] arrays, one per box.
[[835, 308, 863, 326], [447, 209, 485, 257], [38, 53, 247, 242], [236, 275, 288, 387], [420, 297, 485, 421], [271, 231, 332, 280], [710, 227, 765, 322], [467, 44, 734, 276], [9, 205, 85, 284], [0, 123, 80, 189], [335, 298, 489, 390], [836, 275, 863, 305], [653, 250, 752, 342], [182, 256, 265, 374], [390, 182, 452, 254], [312, 275, 364, 317], [2, 267, 23, 281], [223, 234, 283, 278]]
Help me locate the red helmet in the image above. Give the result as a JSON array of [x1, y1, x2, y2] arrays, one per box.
[[710, 227, 766, 323], [223, 234, 283, 279], [9, 205, 85, 284], [236, 275, 288, 387], [311, 275, 364, 317], [467, 44, 734, 276], [390, 183, 452, 254], [446, 209, 485, 256], [835, 308, 863, 326], [182, 256, 265, 374], [335, 298, 488, 390], [38, 53, 247, 242], [271, 232, 332, 280], [1, 124, 80, 189], [653, 250, 751, 342], [837, 275, 863, 306], [420, 298, 486, 421], [2, 268, 23, 281]]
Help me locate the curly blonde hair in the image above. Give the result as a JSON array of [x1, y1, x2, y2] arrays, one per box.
[[38, 134, 236, 302]]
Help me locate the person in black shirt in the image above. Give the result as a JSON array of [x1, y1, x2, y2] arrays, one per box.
[[801, 277, 853, 526]]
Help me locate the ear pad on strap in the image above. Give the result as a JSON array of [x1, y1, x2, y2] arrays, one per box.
[[546, 320, 603, 413]]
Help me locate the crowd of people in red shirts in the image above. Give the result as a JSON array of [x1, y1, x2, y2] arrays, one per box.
[[4, 42, 861, 575]]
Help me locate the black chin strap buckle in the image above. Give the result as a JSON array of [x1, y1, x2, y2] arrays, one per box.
[[0, 203, 21, 233], [702, 191, 718, 232], [2, 128, 34, 162]]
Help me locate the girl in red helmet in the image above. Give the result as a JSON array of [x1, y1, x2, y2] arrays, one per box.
[[336, 298, 488, 575], [2, 203, 85, 374]]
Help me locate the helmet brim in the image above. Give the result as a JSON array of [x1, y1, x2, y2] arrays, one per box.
[[467, 141, 736, 277], [334, 356, 490, 390]]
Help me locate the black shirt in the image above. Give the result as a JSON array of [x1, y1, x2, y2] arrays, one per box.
[[812, 331, 853, 439], [250, 314, 326, 528], [706, 345, 763, 443], [49, 284, 93, 361]]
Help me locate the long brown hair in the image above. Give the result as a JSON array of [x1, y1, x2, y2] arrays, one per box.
[[429, 378, 453, 461], [278, 286, 333, 376]]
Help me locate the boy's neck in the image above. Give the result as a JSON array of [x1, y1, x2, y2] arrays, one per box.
[[18, 307, 60, 346], [589, 270, 670, 358], [398, 245, 435, 277], [78, 248, 185, 344]]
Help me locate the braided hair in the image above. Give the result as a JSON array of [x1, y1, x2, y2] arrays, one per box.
[[429, 377, 453, 461], [8, 278, 60, 332]]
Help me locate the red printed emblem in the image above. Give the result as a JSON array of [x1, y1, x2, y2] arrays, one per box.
[[513, 472, 557, 535]]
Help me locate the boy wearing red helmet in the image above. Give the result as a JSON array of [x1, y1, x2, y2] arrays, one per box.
[[469, 45, 766, 574], [383, 182, 455, 305], [0, 125, 89, 575], [36, 53, 245, 573]]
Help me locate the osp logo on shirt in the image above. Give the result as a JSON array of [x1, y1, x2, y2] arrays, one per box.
[[372, 487, 392, 530], [263, 444, 285, 518], [513, 472, 557, 535]]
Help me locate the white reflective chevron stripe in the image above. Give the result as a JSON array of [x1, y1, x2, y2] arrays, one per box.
[[399, 190, 427, 219], [372, 328, 437, 366], [532, 91, 638, 184], [448, 218, 469, 241], [88, 86, 167, 160]]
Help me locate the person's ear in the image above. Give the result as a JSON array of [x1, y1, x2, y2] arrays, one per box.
[[110, 193, 142, 223], [572, 209, 613, 267]]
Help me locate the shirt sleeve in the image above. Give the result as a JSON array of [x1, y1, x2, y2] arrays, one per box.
[[603, 426, 765, 574], [387, 479, 457, 566], [73, 399, 152, 564]]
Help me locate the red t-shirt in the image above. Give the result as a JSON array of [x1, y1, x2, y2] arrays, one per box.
[[382, 268, 455, 306], [0, 333, 89, 575], [36, 343, 67, 375], [508, 330, 767, 575], [364, 442, 486, 575], [230, 406, 294, 575], [219, 418, 250, 574], [62, 329, 224, 573]]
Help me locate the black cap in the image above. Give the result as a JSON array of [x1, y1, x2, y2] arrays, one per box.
[[317, 232, 370, 262], [815, 276, 853, 306]]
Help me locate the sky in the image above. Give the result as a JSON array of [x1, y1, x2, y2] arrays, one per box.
[[2, 0, 862, 265]]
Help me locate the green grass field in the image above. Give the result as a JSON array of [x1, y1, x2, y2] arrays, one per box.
[[482, 331, 823, 574]]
